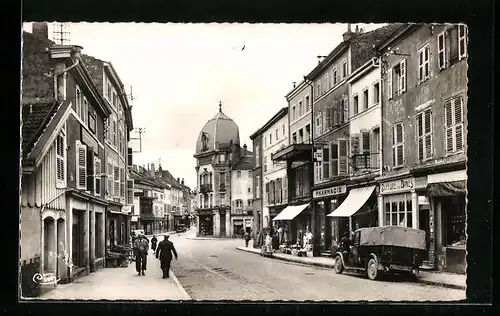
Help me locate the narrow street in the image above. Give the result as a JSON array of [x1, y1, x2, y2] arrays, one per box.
[[169, 228, 465, 301]]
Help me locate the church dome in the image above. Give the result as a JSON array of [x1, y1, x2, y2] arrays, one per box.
[[195, 102, 240, 155]]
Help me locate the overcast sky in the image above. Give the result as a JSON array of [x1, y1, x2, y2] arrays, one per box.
[[23, 22, 384, 189]]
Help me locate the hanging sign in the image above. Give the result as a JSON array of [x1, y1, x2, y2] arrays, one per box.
[[245, 219, 252, 227], [314, 149, 323, 162]]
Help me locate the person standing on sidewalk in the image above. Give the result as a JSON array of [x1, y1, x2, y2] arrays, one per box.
[[151, 235, 158, 254], [133, 234, 149, 276], [243, 231, 251, 247], [155, 234, 178, 279]]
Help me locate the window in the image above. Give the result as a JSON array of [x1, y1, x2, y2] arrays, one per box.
[[112, 92, 117, 108], [282, 124, 285, 136], [292, 106, 296, 122], [76, 87, 82, 118], [342, 61, 347, 78], [112, 118, 117, 146], [298, 128, 304, 143], [120, 167, 125, 199], [437, 31, 447, 69], [292, 132, 297, 144], [333, 68, 338, 86], [299, 101, 303, 117], [107, 162, 113, 197], [114, 166, 120, 198], [83, 98, 88, 126], [363, 89, 369, 111], [75, 140, 87, 190], [256, 176, 260, 198], [94, 157, 101, 196], [418, 44, 430, 83], [315, 113, 323, 138], [219, 172, 226, 186], [248, 187, 251, 193], [55, 128, 66, 188], [353, 94, 359, 115], [316, 81, 321, 99], [255, 145, 260, 166], [417, 109, 433, 161], [264, 136, 267, 148], [219, 193, 226, 206], [373, 82, 380, 104], [275, 128, 279, 140], [388, 59, 407, 99], [438, 25, 468, 70], [392, 123, 405, 167], [330, 142, 339, 176], [384, 194, 412, 227], [248, 170, 252, 177], [324, 75, 329, 93], [107, 81, 112, 101], [458, 25, 468, 60], [305, 96, 310, 113], [88, 112, 96, 134], [305, 124, 311, 143], [372, 128, 381, 169], [237, 171, 242, 178], [338, 139, 349, 175], [445, 95, 464, 153], [269, 133, 272, 145], [219, 153, 226, 163], [322, 146, 330, 180]]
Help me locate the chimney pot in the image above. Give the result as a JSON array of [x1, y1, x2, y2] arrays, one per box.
[[177, 178, 180, 183]]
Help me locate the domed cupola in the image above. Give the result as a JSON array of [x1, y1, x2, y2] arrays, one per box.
[[195, 101, 240, 155]]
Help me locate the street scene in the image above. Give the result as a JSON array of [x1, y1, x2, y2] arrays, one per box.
[[20, 22, 467, 301]]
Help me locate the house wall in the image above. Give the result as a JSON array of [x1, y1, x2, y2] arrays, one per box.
[[289, 84, 313, 143], [381, 25, 468, 174], [231, 169, 253, 212], [251, 134, 263, 237]]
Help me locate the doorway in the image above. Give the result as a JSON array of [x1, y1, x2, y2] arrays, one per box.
[[419, 205, 430, 261], [72, 210, 84, 268], [43, 217, 56, 273], [220, 213, 226, 236], [56, 218, 65, 277]]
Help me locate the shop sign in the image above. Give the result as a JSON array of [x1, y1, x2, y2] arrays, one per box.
[[245, 219, 252, 227], [414, 176, 428, 189], [380, 178, 415, 195], [313, 185, 347, 199], [314, 149, 323, 162], [33, 272, 60, 286]]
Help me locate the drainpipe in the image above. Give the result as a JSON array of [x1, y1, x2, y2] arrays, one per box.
[[377, 56, 384, 177]]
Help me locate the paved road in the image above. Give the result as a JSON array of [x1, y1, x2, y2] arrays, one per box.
[[168, 228, 465, 301]]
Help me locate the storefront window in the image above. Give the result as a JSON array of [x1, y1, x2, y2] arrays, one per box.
[[384, 202, 390, 225], [384, 194, 412, 227], [406, 200, 412, 228], [391, 202, 398, 226]]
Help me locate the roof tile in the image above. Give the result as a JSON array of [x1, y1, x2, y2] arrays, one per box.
[[22, 100, 59, 159]]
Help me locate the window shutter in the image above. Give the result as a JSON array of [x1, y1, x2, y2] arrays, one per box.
[[322, 145, 330, 179], [454, 97, 464, 151], [351, 134, 360, 155], [283, 177, 288, 202], [330, 142, 338, 176], [338, 139, 348, 175], [76, 141, 87, 190], [120, 167, 125, 199], [343, 97, 349, 123], [438, 32, 447, 69], [95, 158, 101, 196], [361, 131, 371, 153], [396, 123, 404, 144], [417, 113, 424, 161], [326, 105, 332, 129], [56, 133, 65, 187], [418, 50, 424, 82], [86, 148, 95, 192], [399, 59, 406, 93], [458, 25, 467, 60], [387, 67, 393, 99], [444, 98, 454, 153], [424, 109, 433, 158], [107, 163, 113, 197], [114, 166, 120, 198], [424, 46, 430, 79]]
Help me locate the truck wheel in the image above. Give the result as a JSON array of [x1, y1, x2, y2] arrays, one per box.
[[366, 258, 379, 280], [334, 255, 344, 274]]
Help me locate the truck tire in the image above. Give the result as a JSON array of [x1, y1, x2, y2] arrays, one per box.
[[366, 258, 379, 280], [334, 255, 344, 274]]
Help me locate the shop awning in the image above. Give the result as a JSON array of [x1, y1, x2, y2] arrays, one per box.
[[327, 185, 376, 217], [272, 203, 310, 221], [427, 170, 467, 196]]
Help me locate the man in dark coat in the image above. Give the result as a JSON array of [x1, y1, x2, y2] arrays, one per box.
[[151, 235, 158, 254], [155, 234, 178, 278]]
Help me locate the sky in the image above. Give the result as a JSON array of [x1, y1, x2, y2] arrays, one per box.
[[23, 22, 384, 189]]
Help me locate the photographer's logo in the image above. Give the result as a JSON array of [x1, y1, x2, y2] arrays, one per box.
[[32, 272, 60, 285]]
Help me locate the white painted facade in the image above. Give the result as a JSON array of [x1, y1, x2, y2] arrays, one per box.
[[197, 163, 214, 209], [288, 82, 313, 145]]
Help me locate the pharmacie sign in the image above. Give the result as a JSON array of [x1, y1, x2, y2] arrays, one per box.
[[380, 178, 415, 195], [313, 185, 347, 199]]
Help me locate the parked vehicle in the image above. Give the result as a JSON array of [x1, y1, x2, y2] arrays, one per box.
[[333, 226, 427, 280], [176, 224, 187, 233]]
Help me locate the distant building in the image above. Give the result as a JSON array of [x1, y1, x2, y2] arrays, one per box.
[[193, 102, 253, 237]]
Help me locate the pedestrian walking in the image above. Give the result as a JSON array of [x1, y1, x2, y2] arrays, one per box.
[[151, 235, 158, 254], [155, 233, 178, 279], [243, 231, 251, 247], [133, 234, 149, 276]]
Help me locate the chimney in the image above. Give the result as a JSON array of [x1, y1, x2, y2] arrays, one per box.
[[243, 144, 248, 155], [181, 178, 185, 185], [292, 82, 296, 88], [342, 23, 356, 42], [32, 22, 49, 39], [151, 163, 155, 172], [177, 177, 180, 183]]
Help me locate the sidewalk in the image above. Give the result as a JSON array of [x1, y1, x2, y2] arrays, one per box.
[[236, 246, 466, 291], [35, 251, 191, 300]]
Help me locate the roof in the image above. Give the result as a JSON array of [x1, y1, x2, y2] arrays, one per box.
[[232, 152, 254, 170], [375, 23, 420, 52], [250, 107, 288, 140], [22, 100, 60, 160], [195, 105, 240, 155]]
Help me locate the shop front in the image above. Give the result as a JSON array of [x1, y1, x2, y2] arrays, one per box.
[[312, 184, 347, 254], [426, 170, 467, 274], [197, 210, 214, 236], [272, 203, 311, 246], [327, 185, 377, 247]]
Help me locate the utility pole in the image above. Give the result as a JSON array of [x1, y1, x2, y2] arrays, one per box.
[[130, 127, 146, 153], [52, 22, 71, 45]]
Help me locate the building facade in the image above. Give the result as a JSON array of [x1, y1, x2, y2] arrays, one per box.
[[230, 147, 254, 237], [21, 24, 114, 291], [376, 23, 468, 274], [249, 133, 263, 244]]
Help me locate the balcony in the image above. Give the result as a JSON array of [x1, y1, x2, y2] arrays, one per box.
[[232, 207, 253, 215], [351, 152, 380, 172], [219, 183, 226, 192], [199, 184, 213, 193]]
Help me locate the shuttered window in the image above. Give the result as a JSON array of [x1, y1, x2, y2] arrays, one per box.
[[322, 146, 330, 180], [399, 59, 407, 93], [314, 161, 322, 184], [55, 128, 66, 188], [282, 177, 288, 202], [387, 67, 393, 100], [438, 32, 447, 69], [120, 167, 125, 199], [417, 109, 433, 161], [107, 163, 113, 197], [330, 142, 338, 177], [418, 44, 430, 83], [75, 141, 87, 190], [114, 166, 120, 198], [392, 123, 405, 167], [445, 95, 464, 153], [338, 139, 348, 175], [458, 25, 467, 60], [95, 157, 101, 196]]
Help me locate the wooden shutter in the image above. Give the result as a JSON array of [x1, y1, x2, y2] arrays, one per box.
[[396, 124, 404, 166], [326, 105, 332, 130], [417, 112, 424, 161], [338, 139, 348, 175], [392, 126, 397, 166], [454, 96, 464, 151], [387, 67, 393, 99], [361, 131, 371, 153], [95, 157, 101, 196], [76, 141, 87, 190], [283, 177, 288, 202], [399, 59, 406, 93], [424, 46, 430, 79], [330, 142, 338, 176], [56, 133, 65, 186], [424, 109, 433, 158], [114, 166, 120, 198], [120, 167, 125, 198], [438, 32, 447, 69], [418, 50, 424, 82], [343, 97, 349, 123], [458, 25, 467, 60], [445, 98, 454, 153], [107, 163, 113, 197], [86, 147, 95, 192], [351, 134, 360, 154]]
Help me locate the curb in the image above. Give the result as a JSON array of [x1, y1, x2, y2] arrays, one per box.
[[170, 270, 192, 300], [186, 237, 237, 240], [236, 247, 466, 291]]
